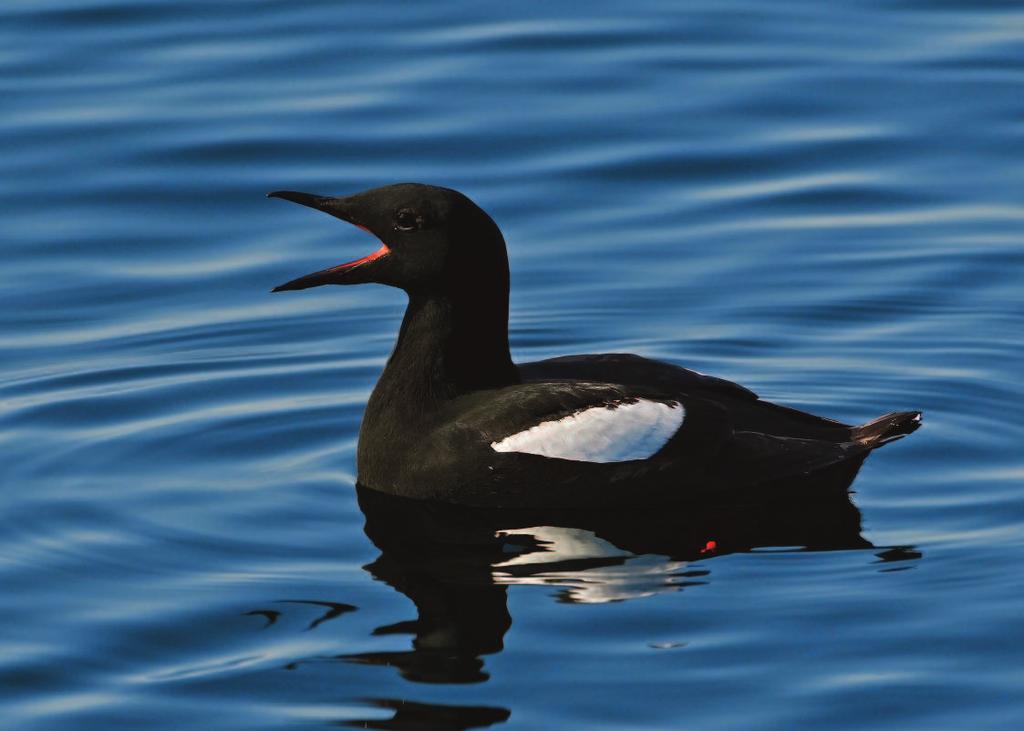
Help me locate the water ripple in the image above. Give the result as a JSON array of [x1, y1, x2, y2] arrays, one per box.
[[2, 0, 1022, 729]]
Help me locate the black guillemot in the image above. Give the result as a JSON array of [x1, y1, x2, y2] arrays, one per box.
[[269, 183, 921, 508]]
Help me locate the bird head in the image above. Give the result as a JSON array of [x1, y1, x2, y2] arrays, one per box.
[[269, 183, 507, 296]]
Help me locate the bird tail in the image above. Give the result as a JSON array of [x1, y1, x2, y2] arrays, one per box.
[[851, 411, 922, 448]]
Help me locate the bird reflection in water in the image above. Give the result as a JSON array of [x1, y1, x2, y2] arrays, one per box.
[[341, 698, 511, 731], [262, 460, 920, 729]]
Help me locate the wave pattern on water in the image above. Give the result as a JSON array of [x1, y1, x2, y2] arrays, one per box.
[[1, 0, 1022, 729]]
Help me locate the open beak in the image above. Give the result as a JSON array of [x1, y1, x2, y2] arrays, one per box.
[[268, 190, 390, 292]]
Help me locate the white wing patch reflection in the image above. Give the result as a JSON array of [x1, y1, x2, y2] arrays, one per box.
[[493, 526, 692, 604], [490, 399, 684, 463]]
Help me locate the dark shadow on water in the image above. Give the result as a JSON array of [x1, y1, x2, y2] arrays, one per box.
[[336, 698, 510, 730], [258, 460, 921, 726]]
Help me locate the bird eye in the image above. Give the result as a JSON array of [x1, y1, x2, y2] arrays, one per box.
[[395, 209, 420, 232]]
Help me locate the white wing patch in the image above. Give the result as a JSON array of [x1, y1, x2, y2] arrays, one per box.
[[490, 399, 684, 463]]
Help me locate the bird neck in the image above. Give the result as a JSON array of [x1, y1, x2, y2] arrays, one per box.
[[366, 288, 519, 421]]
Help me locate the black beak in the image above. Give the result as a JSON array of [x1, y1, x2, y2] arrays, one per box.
[[268, 190, 356, 221], [268, 190, 389, 292]]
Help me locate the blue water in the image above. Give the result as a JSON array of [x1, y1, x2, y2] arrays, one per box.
[[2, 1, 1022, 728]]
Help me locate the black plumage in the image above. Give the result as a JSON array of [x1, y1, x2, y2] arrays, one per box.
[[270, 183, 920, 508]]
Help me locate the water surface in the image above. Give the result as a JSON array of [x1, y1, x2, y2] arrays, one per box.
[[2, 1, 1022, 729]]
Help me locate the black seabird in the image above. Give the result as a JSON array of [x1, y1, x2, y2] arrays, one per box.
[[269, 183, 921, 508]]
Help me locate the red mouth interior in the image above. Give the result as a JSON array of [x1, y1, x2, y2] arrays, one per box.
[[326, 225, 389, 272]]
